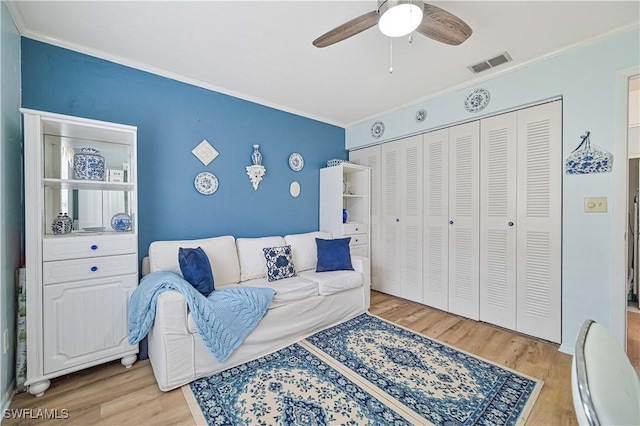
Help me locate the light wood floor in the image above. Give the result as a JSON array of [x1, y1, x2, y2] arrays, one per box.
[[628, 309, 640, 375], [6, 291, 578, 425]]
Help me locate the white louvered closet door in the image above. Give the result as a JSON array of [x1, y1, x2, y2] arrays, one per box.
[[381, 141, 402, 297], [448, 121, 480, 320], [399, 135, 423, 302], [516, 101, 562, 343], [350, 146, 381, 291], [480, 112, 518, 330], [423, 128, 449, 311]]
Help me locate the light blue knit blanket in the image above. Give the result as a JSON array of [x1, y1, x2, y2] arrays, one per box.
[[128, 271, 275, 362]]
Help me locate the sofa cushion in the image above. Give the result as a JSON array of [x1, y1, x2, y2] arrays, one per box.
[[178, 247, 214, 296], [236, 236, 286, 281], [149, 236, 240, 285], [263, 245, 297, 282], [284, 231, 332, 272], [299, 270, 363, 296], [316, 237, 354, 272]]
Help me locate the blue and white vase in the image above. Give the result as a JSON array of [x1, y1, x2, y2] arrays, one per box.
[[73, 148, 105, 181], [342, 209, 348, 224], [251, 144, 263, 166], [51, 213, 72, 235], [110, 213, 132, 232]]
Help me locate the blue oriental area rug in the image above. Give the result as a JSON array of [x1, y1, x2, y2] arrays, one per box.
[[185, 313, 542, 426]]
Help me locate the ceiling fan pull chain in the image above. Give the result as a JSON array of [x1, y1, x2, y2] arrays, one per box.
[[389, 38, 393, 74]]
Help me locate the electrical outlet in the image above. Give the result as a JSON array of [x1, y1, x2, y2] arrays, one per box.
[[3, 329, 8, 354], [584, 196, 607, 213]]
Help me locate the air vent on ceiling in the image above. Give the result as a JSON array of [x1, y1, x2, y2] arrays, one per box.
[[468, 52, 512, 74]]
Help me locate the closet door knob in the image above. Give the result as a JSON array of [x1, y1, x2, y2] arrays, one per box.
[[508, 222, 514, 227], [449, 220, 454, 225]]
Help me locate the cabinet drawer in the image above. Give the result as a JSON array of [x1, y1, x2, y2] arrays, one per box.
[[348, 234, 368, 246], [342, 223, 367, 235], [350, 245, 368, 258], [43, 254, 138, 285], [43, 234, 137, 261], [43, 274, 138, 374]]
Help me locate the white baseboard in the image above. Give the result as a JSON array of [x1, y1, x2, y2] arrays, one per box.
[[0, 380, 16, 425], [558, 344, 573, 355]]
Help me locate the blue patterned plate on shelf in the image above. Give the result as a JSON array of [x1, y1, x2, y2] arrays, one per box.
[[110, 213, 132, 232]]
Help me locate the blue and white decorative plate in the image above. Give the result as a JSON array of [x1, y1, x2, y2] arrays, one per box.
[[194, 172, 218, 195], [464, 88, 490, 113], [110, 213, 132, 232], [415, 109, 427, 122], [371, 121, 385, 138], [288, 153, 304, 171]]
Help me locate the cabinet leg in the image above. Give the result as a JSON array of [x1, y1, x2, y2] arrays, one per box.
[[121, 354, 137, 369], [28, 380, 51, 397]]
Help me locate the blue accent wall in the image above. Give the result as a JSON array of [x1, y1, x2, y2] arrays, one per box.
[[21, 38, 346, 259]]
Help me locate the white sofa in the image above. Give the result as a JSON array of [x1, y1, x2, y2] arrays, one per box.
[[142, 231, 370, 391]]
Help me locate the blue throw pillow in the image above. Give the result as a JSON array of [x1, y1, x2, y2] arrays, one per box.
[[179, 247, 214, 296], [315, 238, 354, 272], [263, 245, 297, 282]]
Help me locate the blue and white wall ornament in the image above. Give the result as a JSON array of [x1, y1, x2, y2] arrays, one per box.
[[247, 144, 266, 190], [565, 131, 613, 175]]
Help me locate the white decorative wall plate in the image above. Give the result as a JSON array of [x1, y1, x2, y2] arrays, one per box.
[[415, 109, 427, 122], [194, 172, 219, 195], [192, 139, 219, 166], [289, 153, 304, 171], [371, 121, 385, 138], [464, 88, 490, 113], [290, 181, 301, 197]]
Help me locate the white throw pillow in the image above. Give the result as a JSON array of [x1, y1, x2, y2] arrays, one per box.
[[236, 236, 286, 281], [148, 235, 240, 286], [284, 231, 332, 272]]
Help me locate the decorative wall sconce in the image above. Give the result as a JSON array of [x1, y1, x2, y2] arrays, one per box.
[[246, 165, 266, 190], [246, 144, 266, 190]]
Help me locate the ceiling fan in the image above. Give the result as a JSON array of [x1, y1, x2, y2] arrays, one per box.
[[312, 0, 472, 48]]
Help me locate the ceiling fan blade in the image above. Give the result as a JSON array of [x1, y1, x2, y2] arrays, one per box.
[[417, 4, 472, 46], [313, 10, 379, 48]]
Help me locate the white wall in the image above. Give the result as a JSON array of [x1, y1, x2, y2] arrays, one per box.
[[0, 1, 22, 411], [346, 28, 640, 353]]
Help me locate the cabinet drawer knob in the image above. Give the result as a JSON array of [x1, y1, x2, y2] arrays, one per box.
[[91, 245, 98, 250], [508, 222, 514, 227], [355, 227, 359, 231], [449, 220, 454, 225], [90, 266, 98, 272], [396, 218, 400, 222]]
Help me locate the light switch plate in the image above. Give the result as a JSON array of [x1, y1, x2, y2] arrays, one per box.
[[584, 196, 607, 213]]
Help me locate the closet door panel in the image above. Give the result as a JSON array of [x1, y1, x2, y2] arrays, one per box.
[[350, 146, 381, 291], [399, 135, 423, 302], [516, 101, 562, 343], [480, 112, 518, 329], [423, 129, 449, 311], [448, 121, 480, 320], [381, 142, 402, 297]]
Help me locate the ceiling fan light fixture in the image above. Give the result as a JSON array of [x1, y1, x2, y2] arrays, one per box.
[[378, 1, 424, 38]]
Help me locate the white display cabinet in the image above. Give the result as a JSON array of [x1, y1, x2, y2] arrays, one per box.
[[319, 163, 371, 259], [22, 109, 139, 397]]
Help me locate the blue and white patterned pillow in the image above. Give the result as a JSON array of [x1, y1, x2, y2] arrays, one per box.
[[263, 245, 297, 282]]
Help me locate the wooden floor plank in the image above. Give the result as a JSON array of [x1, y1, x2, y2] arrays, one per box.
[[6, 291, 581, 425]]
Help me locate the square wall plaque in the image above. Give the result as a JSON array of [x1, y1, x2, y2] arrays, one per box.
[[192, 139, 219, 166]]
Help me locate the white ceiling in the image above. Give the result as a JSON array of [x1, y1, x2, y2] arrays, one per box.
[[8, 1, 640, 127]]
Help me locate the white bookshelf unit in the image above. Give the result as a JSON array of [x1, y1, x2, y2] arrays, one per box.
[[319, 162, 371, 260], [22, 109, 139, 397]]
